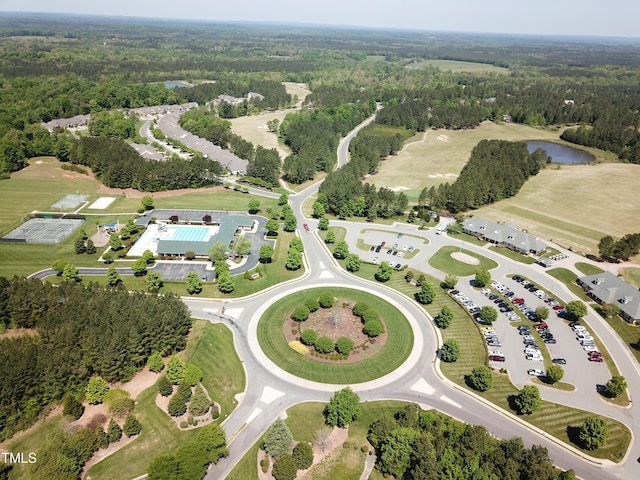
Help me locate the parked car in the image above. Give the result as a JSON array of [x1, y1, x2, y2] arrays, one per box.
[[392, 243, 398, 249], [489, 354, 505, 362], [589, 356, 604, 362], [369, 246, 375, 251], [552, 358, 567, 365], [527, 369, 545, 377], [381, 241, 386, 246], [375, 245, 382, 253], [553, 305, 565, 310]]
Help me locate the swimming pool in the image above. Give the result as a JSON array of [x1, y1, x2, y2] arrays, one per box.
[[169, 226, 212, 242]]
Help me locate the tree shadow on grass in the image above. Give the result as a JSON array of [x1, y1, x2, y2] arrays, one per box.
[[566, 425, 583, 449]]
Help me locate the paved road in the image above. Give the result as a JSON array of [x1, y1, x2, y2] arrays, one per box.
[[190, 113, 640, 480]]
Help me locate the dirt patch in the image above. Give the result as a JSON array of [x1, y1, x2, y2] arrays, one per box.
[[83, 435, 137, 478], [116, 368, 159, 400], [256, 426, 348, 480], [0, 328, 38, 339], [283, 301, 388, 364], [451, 251, 480, 265]]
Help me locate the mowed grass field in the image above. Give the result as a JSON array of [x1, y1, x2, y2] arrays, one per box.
[[366, 121, 562, 199], [229, 82, 311, 159], [407, 59, 511, 75], [475, 162, 640, 254]]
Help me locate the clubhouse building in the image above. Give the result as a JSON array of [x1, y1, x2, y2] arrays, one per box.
[[577, 271, 640, 324], [462, 217, 547, 255]]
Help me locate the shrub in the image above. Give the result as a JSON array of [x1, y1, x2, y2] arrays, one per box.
[[184, 364, 203, 387], [63, 393, 85, 420], [315, 336, 335, 354], [305, 298, 319, 312], [180, 421, 188, 429], [85, 376, 109, 404], [292, 442, 314, 470], [335, 337, 355, 355], [440, 339, 460, 362], [158, 375, 173, 397], [147, 351, 164, 373], [189, 385, 211, 417], [318, 292, 335, 308], [288, 340, 310, 355], [168, 393, 188, 417], [166, 356, 186, 384], [300, 329, 318, 346], [361, 310, 380, 323], [363, 319, 383, 337], [123, 414, 142, 437], [260, 456, 269, 473], [272, 454, 297, 480], [352, 302, 370, 318], [468, 366, 493, 392], [291, 305, 311, 322], [104, 389, 134, 419], [107, 418, 122, 443]]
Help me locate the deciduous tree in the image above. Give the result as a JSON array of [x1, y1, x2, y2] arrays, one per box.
[[475, 270, 491, 288], [440, 339, 460, 362], [324, 387, 360, 427], [578, 417, 608, 450], [514, 385, 541, 415], [468, 366, 493, 392], [186, 272, 203, 295], [414, 282, 435, 304]]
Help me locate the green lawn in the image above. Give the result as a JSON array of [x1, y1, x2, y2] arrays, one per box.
[[489, 246, 537, 264], [181, 321, 245, 420], [545, 268, 591, 302], [87, 321, 243, 480], [428, 245, 498, 276], [574, 262, 604, 275], [475, 373, 630, 462], [621, 267, 640, 288], [597, 310, 640, 364], [257, 287, 413, 384]]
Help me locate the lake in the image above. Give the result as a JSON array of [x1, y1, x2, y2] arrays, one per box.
[[164, 81, 189, 89], [526, 141, 594, 164]]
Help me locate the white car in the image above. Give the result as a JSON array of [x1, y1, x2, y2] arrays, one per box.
[[527, 369, 545, 377], [526, 354, 544, 361], [397, 252, 404, 258], [372, 256, 380, 264], [583, 345, 598, 352]]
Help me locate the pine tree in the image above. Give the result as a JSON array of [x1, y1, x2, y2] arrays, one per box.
[[123, 414, 142, 437], [107, 418, 122, 443]]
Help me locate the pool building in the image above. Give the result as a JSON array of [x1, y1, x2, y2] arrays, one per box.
[[130, 215, 254, 257]]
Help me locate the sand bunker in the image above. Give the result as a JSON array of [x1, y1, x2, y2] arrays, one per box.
[[428, 173, 458, 179], [88, 197, 116, 209], [437, 134, 450, 142], [451, 251, 480, 265]]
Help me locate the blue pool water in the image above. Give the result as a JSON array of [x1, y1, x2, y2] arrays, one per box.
[[170, 227, 210, 242]]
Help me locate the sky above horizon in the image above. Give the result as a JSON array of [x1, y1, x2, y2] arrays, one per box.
[[1, 0, 639, 38]]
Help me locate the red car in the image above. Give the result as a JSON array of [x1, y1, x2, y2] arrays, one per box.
[[381, 241, 386, 246], [533, 323, 548, 330], [513, 298, 524, 304], [589, 356, 604, 362], [589, 351, 603, 358], [553, 305, 565, 310], [303, 223, 309, 232]]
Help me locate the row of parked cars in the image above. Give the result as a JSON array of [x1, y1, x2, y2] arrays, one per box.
[[450, 290, 481, 314], [481, 286, 518, 321], [570, 321, 603, 362]]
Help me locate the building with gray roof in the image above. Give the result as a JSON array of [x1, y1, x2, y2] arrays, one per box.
[[578, 271, 640, 324], [462, 217, 547, 254]]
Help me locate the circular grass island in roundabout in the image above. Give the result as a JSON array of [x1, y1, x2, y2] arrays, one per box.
[[257, 287, 414, 384]]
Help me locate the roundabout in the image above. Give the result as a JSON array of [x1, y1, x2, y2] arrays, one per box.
[[247, 283, 426, 391]]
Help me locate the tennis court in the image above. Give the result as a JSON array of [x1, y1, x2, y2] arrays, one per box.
[[51, 194, 89, 209], [1, 217, 84, 244]]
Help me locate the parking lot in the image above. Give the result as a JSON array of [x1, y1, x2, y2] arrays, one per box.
[[358, 229, 423, 268], [448, 274, 611, 390]]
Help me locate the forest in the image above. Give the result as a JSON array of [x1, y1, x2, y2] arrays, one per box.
[[368, 404, 575, 480], [0, 277, 192, 441], [424, 140, 549, 213], [2, 13, 640, 181]]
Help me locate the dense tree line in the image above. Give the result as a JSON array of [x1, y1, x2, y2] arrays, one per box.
[[424, 140, 548, 213], [281, 101, 376, 183], [0, 277, 192, 440], [319, 161, 408, 220], [598, 233, 640, 261], [184, 79, 291, 111], [69, 136, 223, 191], [348, 124, 412, 174], [368, 404, 575, 480]]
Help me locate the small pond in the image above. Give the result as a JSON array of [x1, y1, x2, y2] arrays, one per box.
[[526, 141, 594, 164], [164, 81, 189, 89]]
